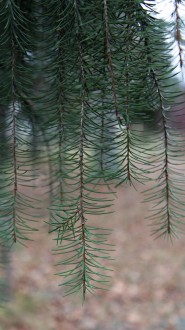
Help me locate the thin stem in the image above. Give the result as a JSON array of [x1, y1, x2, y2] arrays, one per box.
[[174, 0, 183, 68], [74, 0, 86, 297], [103, 0, 120, 122], [151, 68, 171, 234], [11, 36, 17, 243]]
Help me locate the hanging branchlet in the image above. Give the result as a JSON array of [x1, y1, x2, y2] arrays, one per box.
[[142, 32, 172, 236], [0, 0, 37, 246], [121, 2, 133, 185], [109, 1, 154, 187], [150, 71, 172, 238], [172, 0, 184, 69], [103, 0, 121, 125], [75, 1, 87, 295], [46, 0, 114, 298], [140, 4, 185, 239]]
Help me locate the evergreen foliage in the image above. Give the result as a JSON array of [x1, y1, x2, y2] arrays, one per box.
[[0, 0, 185, 300]]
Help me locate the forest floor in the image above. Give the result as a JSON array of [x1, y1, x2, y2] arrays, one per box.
[[0, 177, 185, 330]]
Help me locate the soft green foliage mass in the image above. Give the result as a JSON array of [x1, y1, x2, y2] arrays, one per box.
[[0, 0, 185, 300]]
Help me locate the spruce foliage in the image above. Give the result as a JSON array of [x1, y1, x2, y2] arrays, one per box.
[[0, 0, 185, 300]]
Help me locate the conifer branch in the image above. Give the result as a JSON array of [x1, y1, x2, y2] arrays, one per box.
[[79, 55, 86, 298], [151, 69, 172, 237], [0, 0, 38, 246], [173, 0, 184, 68], [103, 0, 121, 124], [11, 37, 18, 243], [124, 7, 132, 185]]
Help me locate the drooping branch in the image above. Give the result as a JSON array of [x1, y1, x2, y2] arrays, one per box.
[[173, 0, 184, 68], [103, 0, 120, 124]]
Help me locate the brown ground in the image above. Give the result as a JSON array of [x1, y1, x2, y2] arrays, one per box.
[[0, 180, 185, 330]]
